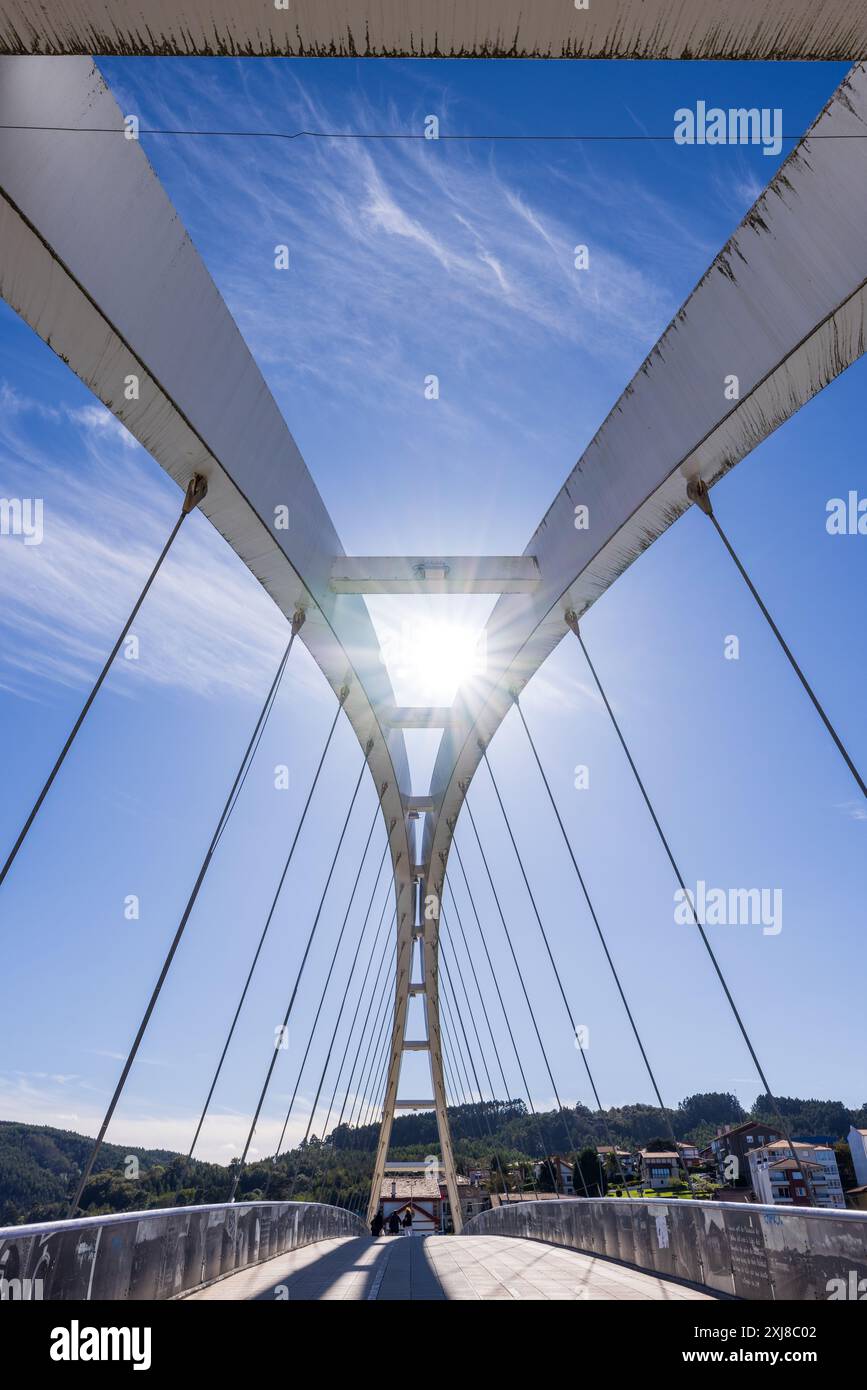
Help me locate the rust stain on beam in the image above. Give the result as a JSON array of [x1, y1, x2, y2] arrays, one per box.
[[0, 2, 866, 60]]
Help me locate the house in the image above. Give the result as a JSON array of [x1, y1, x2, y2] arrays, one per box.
[[534, 1155, 576, 1194], [847, 1126, 867, 1188], [638, 1150, 679, 1189], [675, 1141, 701, 1169], [379, 1171, 442, 1233], [597, 1146, 638, 1179], [701, 1121, 784, 1185], [439, 1179, 491, 1231], [747, 1140, 846, 1209], [379, 1169, 490, 1233]]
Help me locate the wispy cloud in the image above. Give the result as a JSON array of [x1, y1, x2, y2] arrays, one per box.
[[0, 1067, 378, 1164], [102, 62, 679, 446], [0, 385, 317, 704]]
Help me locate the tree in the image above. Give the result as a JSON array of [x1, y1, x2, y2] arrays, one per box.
[[574, 1147, 605, 1198], [678, 1092, 745, 1135]]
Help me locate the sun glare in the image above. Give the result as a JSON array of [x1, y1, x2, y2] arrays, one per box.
[[385, 618, 487, 705]]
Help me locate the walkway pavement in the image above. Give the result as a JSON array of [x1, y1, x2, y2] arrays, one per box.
[[187, 1235, 715, 1301]]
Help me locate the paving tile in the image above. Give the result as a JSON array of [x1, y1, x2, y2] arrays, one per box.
[[187, 1232, 716, 1302]]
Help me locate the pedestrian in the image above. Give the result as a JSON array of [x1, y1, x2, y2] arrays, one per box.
[[402, 1208, 413, 1236], [388, 1211, 400, 1235]]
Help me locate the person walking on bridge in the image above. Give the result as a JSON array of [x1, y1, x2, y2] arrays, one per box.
[[402, 1208, 413, 1236]]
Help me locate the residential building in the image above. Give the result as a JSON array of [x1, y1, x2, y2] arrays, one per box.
[[639, 1150, 679, 1189], [675, 1141, 701, 1169], [701, 1121, 784, 1185], [379, 1169, 491, 1233], [534, 1155, 575, 1194], [597, 1146, 638, 1179], [439, 1179, 491, 1231], [847, 1126, 867, 1188], [748, 1140, 846, 1209], [379, 1171, 442, 1233]]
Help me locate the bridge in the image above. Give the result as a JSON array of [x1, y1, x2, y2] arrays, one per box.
[[1, 1, 866, 1304]]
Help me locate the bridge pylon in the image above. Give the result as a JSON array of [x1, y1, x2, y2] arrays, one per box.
[[367, 873, 463, 1233]]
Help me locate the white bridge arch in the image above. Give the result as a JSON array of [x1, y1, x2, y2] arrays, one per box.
[[0, 13, 865, 1226]]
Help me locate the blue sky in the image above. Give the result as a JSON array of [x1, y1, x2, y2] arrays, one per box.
[[1, 57, 864, 1164]]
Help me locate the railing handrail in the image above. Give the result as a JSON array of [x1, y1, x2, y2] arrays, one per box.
[[0, 1197, 347, 1240], [471, 1195, 867, 1224]]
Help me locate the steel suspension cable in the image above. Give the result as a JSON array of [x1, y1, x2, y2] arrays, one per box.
[[511, 694, 693, 1195], [439, 991, 474, 1106], [440, 1011, 472, 1118], [442, 891, 511, 1101], [342, 940, 400, 1132], [310, 896, 396, 1206], [1, 475, 207, 892], [316, 892, 395, 1145], [350, 1041, 393, 1214], [449, 838, 565, 1194], [273, 808, 390, 1169], [357, 936, 410, 1134], [346, 933, 411, 1217], [439, 946, 509, 1198], [462, 800, 591, 1195], [323, 947, 397, 1211], [567, 612, 815, 1202], [481, 746, 635, 1195], [439, 1003, 511, 1205], [439, 957, 490, 1109], [439, 989, 509, 1200], [439, 909, 497, 1101], [440, 1022, 464, 1107], [331, 1045, 390, 1213], [347, 939, 411, 1213], [188, 687, 349, 1160], [360, 1045, 391, 1133], [347, 1044, 393, 1214], [688, 478, 866, 800], [68, 609, 302, 1215], [337, 935, 398, 1132], [441, 897, 540, 1199], [279, 831, 394, 1199], [228, 741, 374, 1200]]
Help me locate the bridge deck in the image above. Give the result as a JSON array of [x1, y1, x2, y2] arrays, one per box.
[[186, 1235, 715, 1302]]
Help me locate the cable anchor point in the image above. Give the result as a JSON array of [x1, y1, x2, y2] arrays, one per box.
[[182, 473, 208, 514], [686, 476, 714, 517]]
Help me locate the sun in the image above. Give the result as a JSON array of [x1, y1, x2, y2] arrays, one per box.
[[391, 618, 487, 705]]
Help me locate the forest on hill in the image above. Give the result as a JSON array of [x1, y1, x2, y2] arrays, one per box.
[[2, 1090, 864, 1225]]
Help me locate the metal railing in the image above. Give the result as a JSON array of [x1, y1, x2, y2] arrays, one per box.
[[0, 1201, 367, 1301], [464, 1197, 867, 1300]]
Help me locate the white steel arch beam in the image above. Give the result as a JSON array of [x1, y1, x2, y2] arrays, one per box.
[[0, 56, 463, 1225], [3, 53, 866, 1226], [421, 62, 867, 904], [0, 0, 866, 61]]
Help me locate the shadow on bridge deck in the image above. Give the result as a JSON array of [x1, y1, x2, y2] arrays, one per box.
[[184, 1235, 717, 1302]]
